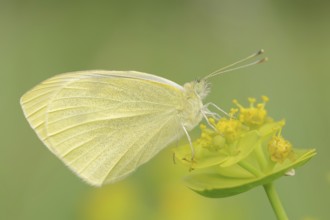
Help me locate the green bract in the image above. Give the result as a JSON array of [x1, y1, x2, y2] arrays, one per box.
[[173, 97, 316, 198]]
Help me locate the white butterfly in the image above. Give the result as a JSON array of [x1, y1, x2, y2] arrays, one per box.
[[20, 50, 266, 186]]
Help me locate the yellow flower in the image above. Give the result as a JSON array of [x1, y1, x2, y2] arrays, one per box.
[[233, 96, 269, 128], [196, 124, 214, 148], [175, 96, 295, 169], [215, 117, 243, 143], [173, 96, 316, 201], [268, 135, 293, 163]]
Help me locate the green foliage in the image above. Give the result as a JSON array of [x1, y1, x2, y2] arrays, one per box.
[[183, 149, 315, 198]]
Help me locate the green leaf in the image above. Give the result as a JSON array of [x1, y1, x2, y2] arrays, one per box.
[[182, 149, 316, 198]]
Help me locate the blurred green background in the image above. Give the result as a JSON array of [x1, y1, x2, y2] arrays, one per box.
[[1, 0, 329, 219]]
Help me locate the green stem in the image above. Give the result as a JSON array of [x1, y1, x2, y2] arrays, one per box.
[[237, 161, 261, 177], [254, 144, 268, 171], [263, 182, 288, 220]]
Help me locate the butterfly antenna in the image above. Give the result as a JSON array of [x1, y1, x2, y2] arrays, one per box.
[[204, 49, 267, 80]]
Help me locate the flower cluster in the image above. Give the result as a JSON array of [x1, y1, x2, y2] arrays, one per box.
[[175, 96, 293, 170], [173, 96, 315, 198]]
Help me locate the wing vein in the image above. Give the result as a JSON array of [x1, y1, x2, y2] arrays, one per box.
[[56, 125, 114, 153], [103, 113, 176, 182], [45, 111, 162, 138]]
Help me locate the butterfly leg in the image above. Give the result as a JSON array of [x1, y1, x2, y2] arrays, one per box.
[[181, 124, 195, 160], [204, 102, 229, 117], [201, 111, 218, 131], [201, 103, 226, 131]]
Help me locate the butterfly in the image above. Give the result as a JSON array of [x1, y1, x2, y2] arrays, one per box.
[[20, 50, 266, 186]]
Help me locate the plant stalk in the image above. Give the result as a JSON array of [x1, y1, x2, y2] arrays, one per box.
[[263, 182, 288, 220]]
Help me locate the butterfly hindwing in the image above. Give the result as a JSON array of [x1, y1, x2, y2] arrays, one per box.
[[21, 71, 186, 186]]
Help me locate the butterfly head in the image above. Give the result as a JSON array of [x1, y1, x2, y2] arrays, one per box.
[[183, 79, 210, 100]]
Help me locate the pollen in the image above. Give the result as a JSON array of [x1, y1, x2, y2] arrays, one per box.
[[196, 124, 213, 148], [197, 123, 227, 151], [215, 117, 243, 143], [229, 108, 239, 118], [233, 96, 269, 127], [268, 135, 293, 163]]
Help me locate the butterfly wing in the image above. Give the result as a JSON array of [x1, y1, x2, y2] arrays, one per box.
[[20, 70, 186, 186]]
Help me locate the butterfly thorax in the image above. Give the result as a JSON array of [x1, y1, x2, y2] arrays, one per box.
[[179, 80, 209, 131]]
